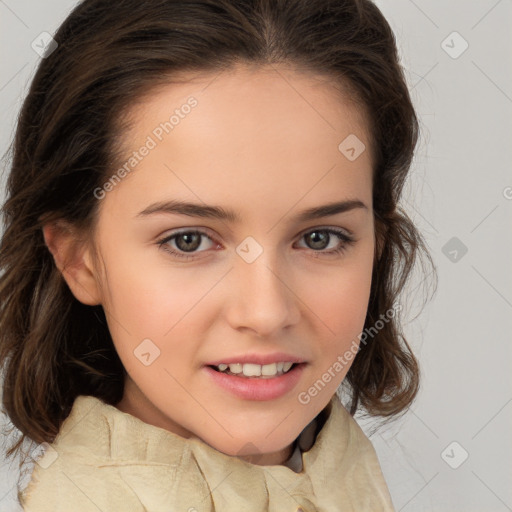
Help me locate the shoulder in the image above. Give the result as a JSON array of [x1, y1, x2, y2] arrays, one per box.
[[18, 395, 187, 511]]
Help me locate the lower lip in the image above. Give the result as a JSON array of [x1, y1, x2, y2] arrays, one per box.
[[203, 364, 306, 401]]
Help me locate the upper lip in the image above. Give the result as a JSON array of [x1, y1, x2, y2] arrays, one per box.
[[206, 352, 307, 366]]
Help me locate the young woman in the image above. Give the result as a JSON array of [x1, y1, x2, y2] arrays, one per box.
[[0, 0, 436, 510]]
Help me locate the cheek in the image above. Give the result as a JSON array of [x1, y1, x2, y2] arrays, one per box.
[[306, 255, 373, 353], [99, 243, 202, 333], [293, 275, 370, 412], [106, 270, 176, 337], [325, 275, 371, 334], [98, 247, 221, 371], [298, 261, 372, 400]]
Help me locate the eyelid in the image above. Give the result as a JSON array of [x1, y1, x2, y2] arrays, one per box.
[[296, 224, 355, 239], [157, 224, 355, 244], [156, 224, 356, 262], [156, 228, 221, 259]]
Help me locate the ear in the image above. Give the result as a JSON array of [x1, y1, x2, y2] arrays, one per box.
[[42, 220, 102, 306]]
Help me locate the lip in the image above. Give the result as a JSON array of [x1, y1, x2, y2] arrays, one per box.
[[205, 352, 307, 366], [204, 363, 306, 401]]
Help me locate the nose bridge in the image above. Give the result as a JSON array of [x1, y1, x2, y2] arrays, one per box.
[[226, 240, 300, 335]]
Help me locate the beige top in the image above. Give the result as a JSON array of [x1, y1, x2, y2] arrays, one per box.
[[19, 394, 395, 511]]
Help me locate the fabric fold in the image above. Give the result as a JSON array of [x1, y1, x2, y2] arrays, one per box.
[[19, 394, 395, 512]]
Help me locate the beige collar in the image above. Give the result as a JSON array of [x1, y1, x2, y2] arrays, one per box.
[[22, 394, 395, 511]]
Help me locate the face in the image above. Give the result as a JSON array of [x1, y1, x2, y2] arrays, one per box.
[[63, 63, 375, 465]]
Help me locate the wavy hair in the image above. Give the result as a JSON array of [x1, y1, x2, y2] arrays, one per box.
[[0, 0, 437, 488]]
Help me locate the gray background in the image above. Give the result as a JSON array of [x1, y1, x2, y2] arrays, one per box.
[[1, 1, 511, 510]]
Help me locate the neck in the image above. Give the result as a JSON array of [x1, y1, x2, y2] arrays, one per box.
[[236, 440, 295, 466]]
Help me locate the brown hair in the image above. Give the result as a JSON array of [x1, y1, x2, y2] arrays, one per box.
[[0, 0, 436, 485]]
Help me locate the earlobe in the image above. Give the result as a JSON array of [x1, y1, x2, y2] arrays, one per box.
[[42, 221, 102, 306]]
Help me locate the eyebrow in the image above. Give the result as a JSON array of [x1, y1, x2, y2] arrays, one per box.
[[136, 198, 368, 222]]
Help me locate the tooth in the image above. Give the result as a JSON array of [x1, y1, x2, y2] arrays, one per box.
[[261, 363, 277, 376], [282, 362, 293, 372], [229, 363, 243, 374], [242, 363, 262, 377], [216, 361, 296, 376]]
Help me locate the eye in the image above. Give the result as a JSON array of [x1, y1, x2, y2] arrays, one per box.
[[295, 228, 355, 257], [157, 227, 356, 261], [157, 230, 219, 260]]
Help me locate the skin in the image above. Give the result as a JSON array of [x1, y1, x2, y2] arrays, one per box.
[[43, 62, 377, 466]]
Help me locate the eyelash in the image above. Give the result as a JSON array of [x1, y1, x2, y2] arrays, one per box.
[[157, 228, 356, 261]]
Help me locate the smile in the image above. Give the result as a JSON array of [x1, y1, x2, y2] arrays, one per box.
[[204, 363, 306, 401], [211, 362, 295, 378]]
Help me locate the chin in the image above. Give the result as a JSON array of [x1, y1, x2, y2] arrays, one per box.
[[189, 400, 313, 459]]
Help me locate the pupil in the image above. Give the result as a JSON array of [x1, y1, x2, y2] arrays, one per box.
[[176, 233, 201, 252], [308, 231, 328, 250]]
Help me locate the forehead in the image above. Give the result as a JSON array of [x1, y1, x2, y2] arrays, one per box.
[[105, 63, 373, 222], [122, 62, 371, 158]]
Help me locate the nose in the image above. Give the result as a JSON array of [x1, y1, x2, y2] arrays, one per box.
[[224, 248, 301, 338]]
